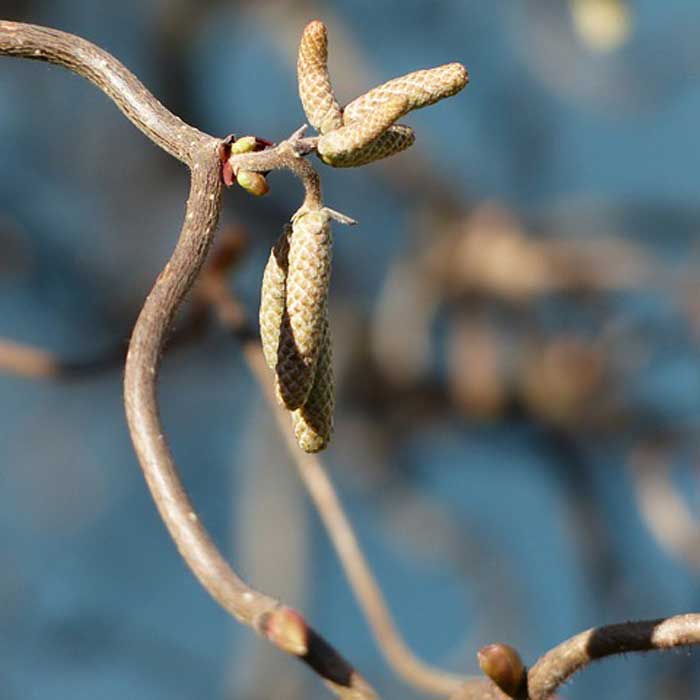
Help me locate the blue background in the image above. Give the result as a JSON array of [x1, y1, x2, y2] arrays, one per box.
[[1, 2, 699, 699]]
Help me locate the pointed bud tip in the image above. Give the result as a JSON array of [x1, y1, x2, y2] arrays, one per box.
[[262, 606, 308, 656], [478, 643, 525, 698]]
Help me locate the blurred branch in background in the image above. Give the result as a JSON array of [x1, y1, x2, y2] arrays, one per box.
[[3, 3, 700, 700], [629, 444, 700, 571]]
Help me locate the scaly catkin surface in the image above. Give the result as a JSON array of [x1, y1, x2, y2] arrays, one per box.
[[275, 210, 332, 409], [343, 62, 468, 124], [292, 315, 334, 453], [260, 227, 290, 369], [319, 124, 415, 168], [297, 20, 343, 135], [318, 95, 409, 166]]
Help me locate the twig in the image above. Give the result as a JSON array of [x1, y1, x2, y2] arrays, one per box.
[[0, 20, 211, 162], [227, 125, 323, 213], [628, 444, 700, 569], [467, 615, 700, 700], [526, 614, 700, 700], [1, 19, 376, 699], [199, 260, 470, 697], [0, 310, 208, 381], [0, 339, 63, 378]]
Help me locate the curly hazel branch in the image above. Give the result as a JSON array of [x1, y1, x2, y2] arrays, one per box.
[[0, 18, 375, 700], [3, 19, 700, 700], [0, 15, 468, 700]]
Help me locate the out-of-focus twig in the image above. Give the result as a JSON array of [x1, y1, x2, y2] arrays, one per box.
[[449, 614, 700, 700], [0, 339, 63, 378], [629, 444, 700, 570]]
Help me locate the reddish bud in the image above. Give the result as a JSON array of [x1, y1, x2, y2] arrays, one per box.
[[221, 161, 235, 187], [478, 643, 526, 698], [260, 606, 308, 656]]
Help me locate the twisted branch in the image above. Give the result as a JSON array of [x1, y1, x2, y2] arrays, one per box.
[[1, 19, 374, 699], [0, 20, 211, 163]]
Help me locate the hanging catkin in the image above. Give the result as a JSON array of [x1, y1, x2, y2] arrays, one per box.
[[252, 21, 469, 452], [259, 226, 290, 370], [274, 209, 332, 410], [291, 315, 334, 453], [259, 222, 335, 451]]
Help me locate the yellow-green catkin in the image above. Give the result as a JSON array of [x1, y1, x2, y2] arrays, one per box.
[[343, 63, 469, 124], [319, 124, 415, 168], [259, 227, 290, 370], [318, 94, 409, 167], [275, 209, 332, 409], [297, 20, 343, 135], [292, 315, 334, 453]]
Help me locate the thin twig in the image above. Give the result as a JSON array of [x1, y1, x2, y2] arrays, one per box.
[[1, 19, 376, 699], [0, 339, 66, 378], [199, 263, 471, 698], [629, 445, 700, 569], [228, 125, 323, 213]]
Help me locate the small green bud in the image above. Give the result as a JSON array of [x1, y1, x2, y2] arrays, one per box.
[[229, 135, 258, 154], [236, 170, 269, 196]]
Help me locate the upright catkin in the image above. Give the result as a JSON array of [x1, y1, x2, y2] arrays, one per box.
[[343, 63, 468, 124], [297, 20, 343, 135]]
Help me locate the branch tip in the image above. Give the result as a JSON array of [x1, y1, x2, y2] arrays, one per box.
[[259, 605, 309, 656], [478, 644, 526, 698]]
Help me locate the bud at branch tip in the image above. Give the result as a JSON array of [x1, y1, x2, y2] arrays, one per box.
[[478, 643, 526, 698]]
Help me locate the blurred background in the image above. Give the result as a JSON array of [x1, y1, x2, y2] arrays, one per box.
[[1, 1, 700, 699]]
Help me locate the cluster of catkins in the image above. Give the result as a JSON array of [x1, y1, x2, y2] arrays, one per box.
[[260, 21, 468, 452]]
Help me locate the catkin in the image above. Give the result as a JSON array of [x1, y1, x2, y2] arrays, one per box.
[[259, 226, 290, 370], [260, 222, 335, 451], [317, 95, 409, 167], [275, 209, 332, 409], [343, 62, 468, 124], [291, 315, 334, 453], [319, 124, 415, 168], [297, 20, 343, 135]]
